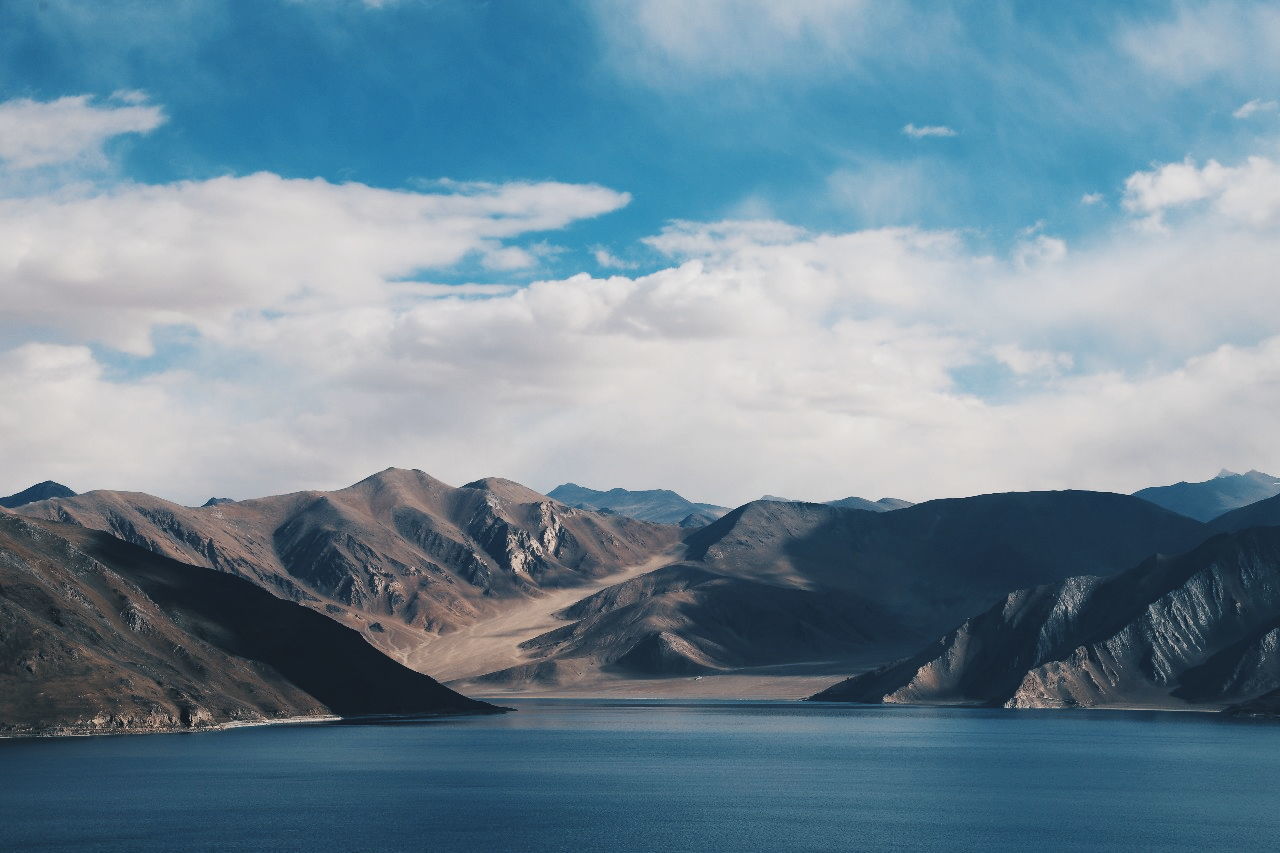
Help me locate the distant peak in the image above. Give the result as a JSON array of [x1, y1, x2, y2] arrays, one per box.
[[201, 497, 234, 507], [1215, 469, 1240, 479], [0, 480, 77, 509]]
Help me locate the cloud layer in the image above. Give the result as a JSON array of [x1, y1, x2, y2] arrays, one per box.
[[4, 127, 1280, 504]]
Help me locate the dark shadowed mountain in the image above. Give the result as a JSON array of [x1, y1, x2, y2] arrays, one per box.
[[812, 526, 1280, 711], [763, 494, 913, 511], [463, 491, 1210, 689], [201, 497, 234, 507], [17, 469, 680, 666], [1208, 491, 1280, 534], [1133, 469, 1280, 521], [0, 481, 75, 509], [0, 513, 498, 736], [547, 483, 730, 526]]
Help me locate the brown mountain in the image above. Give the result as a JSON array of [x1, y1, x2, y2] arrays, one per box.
[[812, 526, 1280, 711], [17, 468, 682, 666], [0, 513, 498, 736]]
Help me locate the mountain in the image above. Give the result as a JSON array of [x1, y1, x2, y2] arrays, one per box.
[[0, 513, 498, 736], [0, 481, 75, 509], [1133, 469, 1280, 521], [825, 496, 914, 512], [547, 483, 730, 526], [811, 526, 1280, 711], [1207, 491, 1280, 534], [460, 491, 1209, 690], [201, 497, 234, 507], [17, 469, 681, 665]]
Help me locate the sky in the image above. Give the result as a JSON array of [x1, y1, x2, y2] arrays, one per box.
[[2, 0, 1280, 506]]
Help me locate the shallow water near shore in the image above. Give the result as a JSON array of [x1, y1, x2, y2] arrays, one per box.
[[2, 699, 1278, 852]]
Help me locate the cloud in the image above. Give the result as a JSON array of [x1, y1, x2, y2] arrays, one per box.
[[592, 247, 638, 270], [1080, 192, 1104, 205], [589, 0, 893, 84], [1234, 97, 1279, 118], [3, 86, 1280, 505], [0, 94, 165, 169], [902, 123, 957, 138], [1121, 1, 1280, 85], [1123, 154, 1280, 228], [0, 172, 631, 353]]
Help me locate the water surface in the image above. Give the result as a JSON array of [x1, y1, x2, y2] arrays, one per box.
[[2, 700, 1278, 851]]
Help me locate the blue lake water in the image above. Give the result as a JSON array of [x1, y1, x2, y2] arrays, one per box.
[[2, 699, 1279, 852]]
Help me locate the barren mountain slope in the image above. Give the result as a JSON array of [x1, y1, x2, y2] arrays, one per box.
[[0, 513, 497, 736], [18, 469, 681, 662], [813, 526, 1280, 711]]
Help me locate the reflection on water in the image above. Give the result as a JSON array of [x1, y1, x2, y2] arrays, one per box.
[[2, 700, 1278, 852]]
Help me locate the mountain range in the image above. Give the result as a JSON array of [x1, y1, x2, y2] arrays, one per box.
[[7, 466, 1280, 730], [1132, 469, 1280, 522], [548, 482, 915, 527]]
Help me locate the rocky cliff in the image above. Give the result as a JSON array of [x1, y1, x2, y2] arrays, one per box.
[[812, 526, 1280, 711]]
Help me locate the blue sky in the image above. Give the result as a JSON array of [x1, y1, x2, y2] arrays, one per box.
[[2, 0, 1280, 504]]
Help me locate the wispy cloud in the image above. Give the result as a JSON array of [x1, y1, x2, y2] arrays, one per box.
[[1081, 192, 1104, 205], [1234, 98, 1279, 118], [592, 247, 638, 270], [902, 123, 957, 139]]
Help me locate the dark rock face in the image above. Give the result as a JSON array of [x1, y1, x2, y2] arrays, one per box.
[[201, 497, 234, 507], [0, 514, 498, 736], [1134, 469, 1280, 522], [0, 481, 75, 509], [547, 483, 730, 526], [686, 491, 1208, 641], [17, 469, 680, 655], [812, 527, 1280, 711]]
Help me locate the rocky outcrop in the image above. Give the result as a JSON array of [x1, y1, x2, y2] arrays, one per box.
[[812, 527, 1280, 712], [0, 513, 499, 737]]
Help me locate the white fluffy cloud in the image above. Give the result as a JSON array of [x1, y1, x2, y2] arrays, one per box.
[[8, 147, 1280, 505], [0, 94, 165, 169], [1123, 155, 1280, 228], [0, 173, 630, 353], [3, 88, 1280, 505]]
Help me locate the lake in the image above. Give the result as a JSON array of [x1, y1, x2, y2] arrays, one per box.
[[2, 700, 1278, 852]]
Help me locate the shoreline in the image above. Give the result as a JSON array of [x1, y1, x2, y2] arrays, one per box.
[[0, 707, 506, 741]]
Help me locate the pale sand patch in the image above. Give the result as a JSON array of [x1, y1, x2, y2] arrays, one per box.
[[404, 547, 687, 682]]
